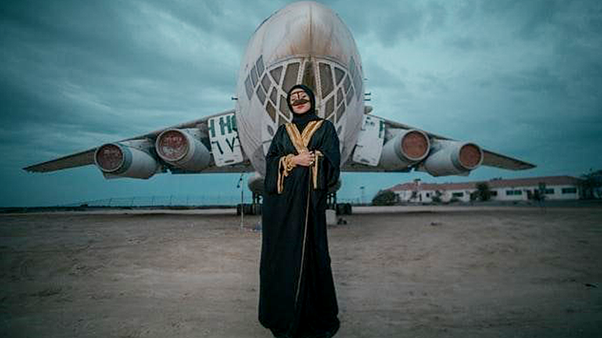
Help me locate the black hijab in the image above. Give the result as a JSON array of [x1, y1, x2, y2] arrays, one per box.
[[287, 84, 321, 132]]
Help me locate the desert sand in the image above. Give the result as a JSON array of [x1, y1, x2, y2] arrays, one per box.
[[1, 205, 601, 337]]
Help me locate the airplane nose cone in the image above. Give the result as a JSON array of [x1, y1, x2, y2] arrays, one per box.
[[272, 1, 356, 62]]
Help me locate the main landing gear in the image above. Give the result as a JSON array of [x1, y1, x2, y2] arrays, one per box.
[[237, 192, 353, 215]]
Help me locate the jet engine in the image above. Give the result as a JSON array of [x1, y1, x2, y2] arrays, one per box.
[[94, 142, 158, 179], [155, 128, 211, 171], [423, 140, 483, 176], [379, 129, 430, 170]]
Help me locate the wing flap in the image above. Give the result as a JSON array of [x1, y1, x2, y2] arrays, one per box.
[[23, 148, 96, 173], [482, 149, 535, 170]]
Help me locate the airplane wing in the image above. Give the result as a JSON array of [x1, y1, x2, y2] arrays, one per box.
[[343, 111, 535, 172], [23, 109, 254, 176]]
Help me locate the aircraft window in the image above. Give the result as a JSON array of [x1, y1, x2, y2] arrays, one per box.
[[334, 67, 345, 85], [251, 65, 258, 88], [256, 56, 265, 77], [270, 66, 283, 84], [282, 62, 300, 93], [279, 94, 291, 118], [319, 63, 334, 99], [266, 101, 276, 122], [256, 85, 266, 105], [336, 102, 345, 122], [269, 87, 277, 105], [349, 57, 356, 79], [343, 75, 351, 93], [325, 96, 334, 116], [346, 86, 355, 105], [245, 76, 253, 100], [261, 74, 271, 93], [336, 87, 344, 106]]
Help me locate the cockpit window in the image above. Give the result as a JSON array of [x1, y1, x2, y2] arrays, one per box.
[[349, 57, 356, 79], [261, 74, 271, 93], [256, 85, 266, 105], [245, 76, 253, 100], [302, 61, 315, 89], [260, 58, 355, 135], [256, 56, 265, 77], [282, 62, 300, 93], [251, 64, 258, 88], [343, 75, 351, 94], [279, 94, 291, 119], [319, 63, 334, 99], [269, 87, 277, 106], [336, 102, 345, 123], [353, 71, 362, 101], [336, 87, 344, 106], [266, 101, 276, 123], [346, 86, 354, 105], [334, 67, 345, 85], [325, 96, 334, 117], [270, 66, 283, 84]]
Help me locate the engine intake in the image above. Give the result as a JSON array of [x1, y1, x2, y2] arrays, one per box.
[[423, 140, 483, 176], [155, 128, 211, 171], [379, 129, 430, 170], [94, 143, 158, 179]]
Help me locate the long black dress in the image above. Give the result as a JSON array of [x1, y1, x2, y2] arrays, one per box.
[[259, 116, 341, 338]]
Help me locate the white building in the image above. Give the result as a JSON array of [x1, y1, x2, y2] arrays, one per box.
[[387, 176, 582, 203]]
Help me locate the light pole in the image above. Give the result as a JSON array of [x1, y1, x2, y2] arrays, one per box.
[[360, 186, 365, 205], [237, 173, 245, 231]]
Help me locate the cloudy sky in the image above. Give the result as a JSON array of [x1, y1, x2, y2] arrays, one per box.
[[1, 0, 601, 207]]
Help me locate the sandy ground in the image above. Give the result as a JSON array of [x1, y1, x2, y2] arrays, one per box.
[[1, 206, 601, 337]]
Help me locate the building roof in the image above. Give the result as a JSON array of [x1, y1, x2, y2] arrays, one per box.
[[387, 175, 582, 192]]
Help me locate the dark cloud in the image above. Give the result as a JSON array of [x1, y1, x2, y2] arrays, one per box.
[[497, 66, 568, 96]]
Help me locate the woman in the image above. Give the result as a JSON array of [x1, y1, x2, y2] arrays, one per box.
[[259, 84, 341, 338]]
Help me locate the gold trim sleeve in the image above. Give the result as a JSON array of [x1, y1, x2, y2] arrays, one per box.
[[277, 154, 297, 194], [311, 150, 323, 190]]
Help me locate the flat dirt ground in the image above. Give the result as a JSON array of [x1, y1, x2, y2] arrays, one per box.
[[1, 206, 601, 337]]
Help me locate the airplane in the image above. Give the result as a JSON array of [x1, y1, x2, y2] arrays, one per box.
[[23, 1, 535, 214]]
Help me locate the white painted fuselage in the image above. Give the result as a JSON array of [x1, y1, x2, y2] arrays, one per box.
[[235, 1, 364, 177]]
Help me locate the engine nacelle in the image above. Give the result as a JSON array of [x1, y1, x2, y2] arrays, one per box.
[[155, 128, 211, 171], [94, 142, 158, 179], [423, 140, 483, 176], [379, 129, 430, 170]]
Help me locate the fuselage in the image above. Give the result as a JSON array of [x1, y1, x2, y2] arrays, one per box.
[[235, 1, 364, 177]]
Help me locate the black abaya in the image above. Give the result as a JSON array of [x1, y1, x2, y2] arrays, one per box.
[[259, 115, 341, 338]]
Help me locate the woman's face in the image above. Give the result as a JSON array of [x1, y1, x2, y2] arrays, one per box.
[[289, 88, 311, 114]]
